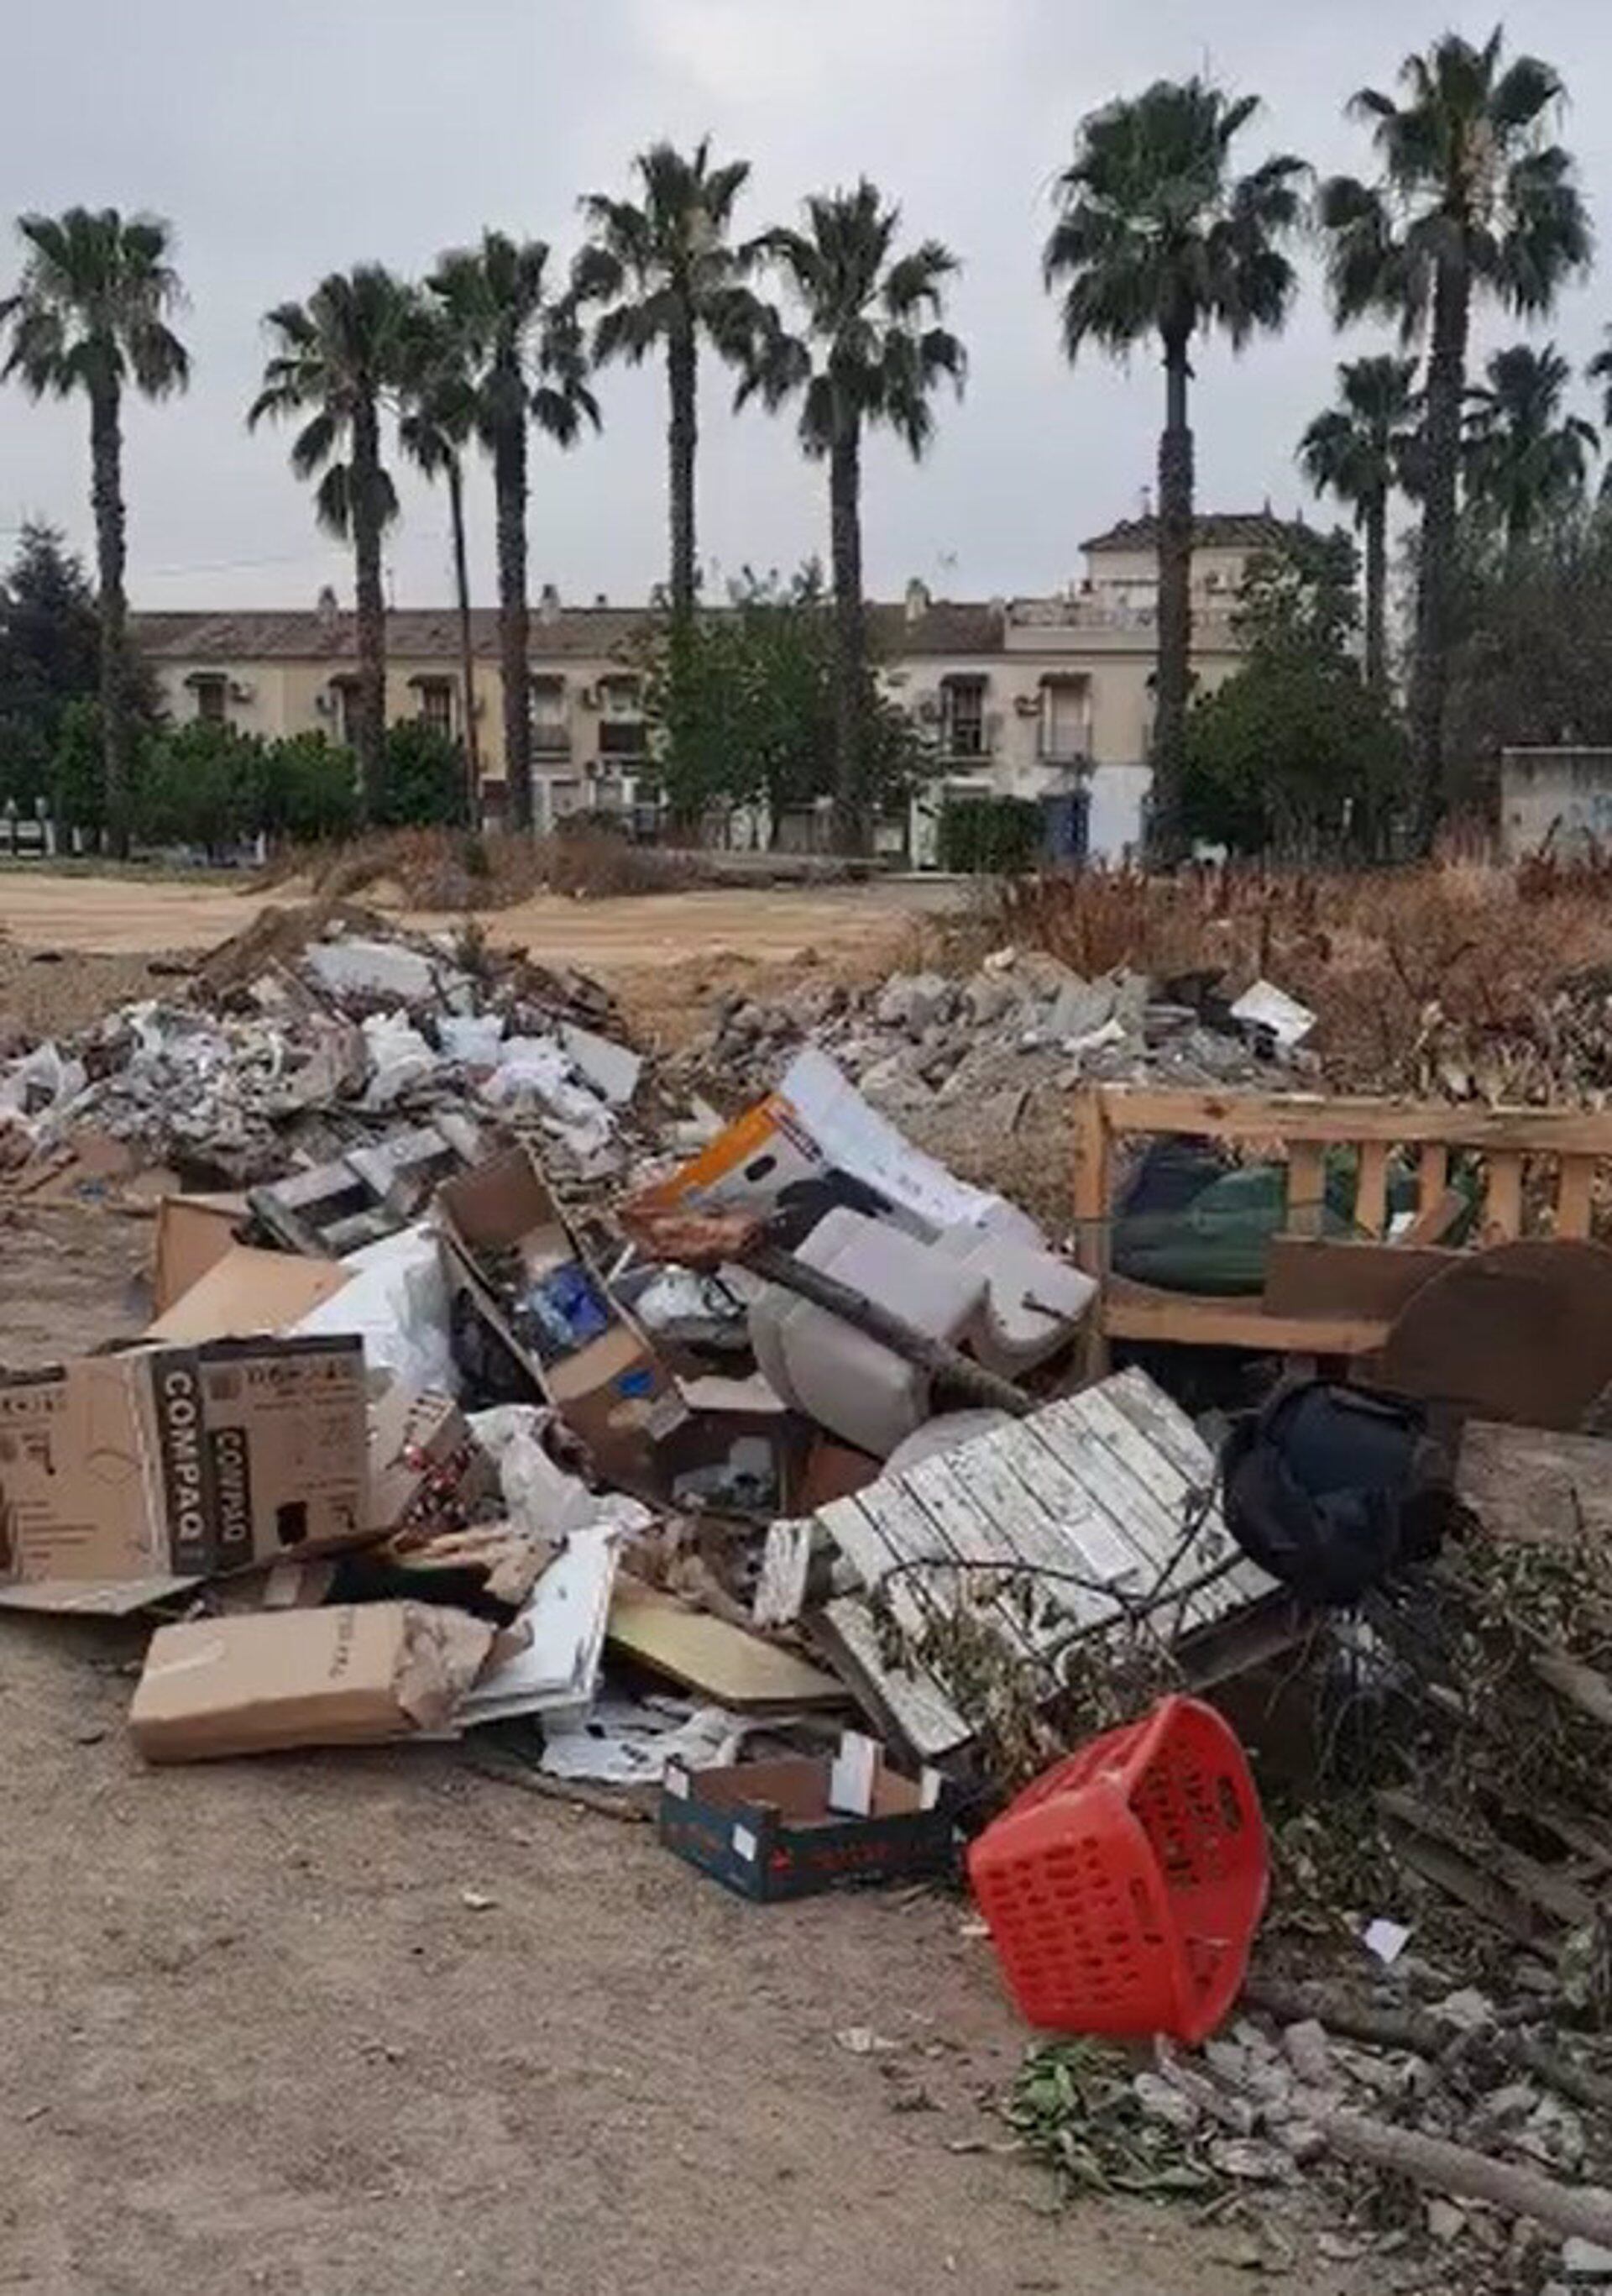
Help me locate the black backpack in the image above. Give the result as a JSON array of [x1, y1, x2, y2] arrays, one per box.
[[1220, 1380, 1458, 1607]]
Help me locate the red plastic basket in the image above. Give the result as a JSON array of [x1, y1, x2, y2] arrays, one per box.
[[967, 1695, 1268, 2045]]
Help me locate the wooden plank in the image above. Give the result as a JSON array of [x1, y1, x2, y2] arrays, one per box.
[[1558, 1156, 1595, 1241], [856, 1470, 1033, 1662], [933, 1436, 1112, 1643], [1485, 1151, 1525, 1241], [1091, 1373, 1271, 1615], [1034, 1392, 1218, 1629], [1096, 1085, 1612, 1157], [1102, 1276, 1389, 1355], [816, 1596, 971, 1760], [1418, 1142, 1450, 1209], [1051, 1387, 1229, 1633], [814, 1493, 933, 1642], [1400, 1184, 1464, 1246], [1286, 1141, 1327, 1238], [890, 1455, 1065, 1675], [987, 1423, 1158, 1624], [1263, 1238, 1455, 1323], [1070, 1088, 1111, 1279], [752, 1518, 821, 1628], [1354, 1140, 1390, 1240]]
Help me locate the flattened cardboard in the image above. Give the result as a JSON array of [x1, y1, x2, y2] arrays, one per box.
[[607, 1585, 845, 1710], [0, 1335, 368, 1603], [130, 1601, 495, 1762], [437, 1147, 678, 1489], [144, 1245, 352, 1342], [152, 1193, 249, 1317]]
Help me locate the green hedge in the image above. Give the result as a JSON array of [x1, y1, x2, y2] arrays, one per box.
[[936, 793, 1044, 874]]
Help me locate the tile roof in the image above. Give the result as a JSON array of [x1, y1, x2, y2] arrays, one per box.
[[1081, 511, 1299, 553], [131, 598, 1008, 663]]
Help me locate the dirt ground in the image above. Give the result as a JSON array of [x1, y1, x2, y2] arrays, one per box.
[[0, 872, 1348, 2294]]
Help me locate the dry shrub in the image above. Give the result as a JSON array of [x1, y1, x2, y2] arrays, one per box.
[[259, 824, 704, 912], [976, 860, 1612, 1100], [539, 827, 699, 900]]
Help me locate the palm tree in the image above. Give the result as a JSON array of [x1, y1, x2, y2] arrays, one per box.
[[578, 139, 759, 630], [1298, 354, 1419, 689], [1044, 80, 1306, 864], [1464, 343, 1597, 551], [0, 207, 188, 852], [249, 266, 414, 823], [1318, 27, 1590, 848], [740, 181, 964, 853], [399, 300, 482, 815], [428, 233, 598, 831]]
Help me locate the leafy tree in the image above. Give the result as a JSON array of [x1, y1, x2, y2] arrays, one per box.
[[0, 521, 100, 796], [1045, 81, 1306, 863], [739, 181, 963, 854], [399, 299, 482, 809], [1588, 329, 1612, 492], [262, 730, 359, 844], [0, 207, 189, 852], [642, 564, 920, 836], [1297, 355, 1420, 689], [1464, 343, 1598, 550], [376, 717, 468, 828], [139, 719, 264, 855], [579, 139, 760, 631], [1444, 508, 1612, 793], [1319, 27, 1590, 847], [428, 233, 598, 831], [1183, 527, 1407, 856], [249, 266, 415, 825]]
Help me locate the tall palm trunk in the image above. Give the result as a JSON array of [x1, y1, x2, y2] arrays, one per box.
[[1152, 329, 1193, 866], [667, 325, 698, 625], [350, 393, 388, 825], [1363, 486, 1388, 693], [494, 398, 532, 830], [445, 453, 480, 824], [1409, 256, 1468, 855], [829, 411, 866, 855], [88, 380, 129, 857]]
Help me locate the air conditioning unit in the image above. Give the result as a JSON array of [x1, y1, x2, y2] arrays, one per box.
[[314, 692, 335, 717], [228, 679, 255, 705], [1013, 695, 1041, 717], [578, 685, 599, 710]]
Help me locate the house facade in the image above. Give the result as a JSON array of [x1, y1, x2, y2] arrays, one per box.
[[129, 511, 1289, 860]]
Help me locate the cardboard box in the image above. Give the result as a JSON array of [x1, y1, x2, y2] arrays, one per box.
[[437, 1147, 678, 1490], [152, 1193, 248, 1317], [366, 1383, 496, 1540], [658, 1748, 955, 1901], [144, 1245, 353, 1343], [130, 1601, 497, 1762], [0, 1335, 369, 1606]]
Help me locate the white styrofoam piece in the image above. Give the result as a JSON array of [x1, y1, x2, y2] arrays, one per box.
[[559, 1023, 642, 1108], [1230, 978, 1316, 1048], [935, 1226, 1097, 1372], [458, 1527, 618, 1726]]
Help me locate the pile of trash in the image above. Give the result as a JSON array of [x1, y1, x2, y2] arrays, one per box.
[[10, 904, 1612, 2288], [665, 950, 1317, 1118]]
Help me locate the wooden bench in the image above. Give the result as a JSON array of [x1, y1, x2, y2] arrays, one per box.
[[1070, 1085, 1612, 1361]]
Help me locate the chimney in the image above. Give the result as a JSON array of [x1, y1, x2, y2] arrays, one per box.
[[904, 577, 930, 624], [316, 584, 339, 631], [538, 582, 561, 626]]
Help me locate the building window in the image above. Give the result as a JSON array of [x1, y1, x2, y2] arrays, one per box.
[[331, 680, 360, 750], [597, 674, 646, 760], [416, 679, 453, 738], [1040, 677, 1091, 764], [531, 677, 568, 754], [191, 675, 228, 725], [941, 675, 987, 757]]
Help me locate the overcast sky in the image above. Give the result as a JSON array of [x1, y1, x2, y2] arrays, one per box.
[[1, 0, 1609, 614]]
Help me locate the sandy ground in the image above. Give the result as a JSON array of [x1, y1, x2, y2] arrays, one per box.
[[0, 867, 958, 967]]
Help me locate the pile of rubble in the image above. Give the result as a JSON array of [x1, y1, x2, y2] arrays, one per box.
[[665, 949, 1316, 1120], [9, 904, 1612, 2288]]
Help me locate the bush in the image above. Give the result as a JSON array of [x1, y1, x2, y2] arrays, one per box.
[[938, 794, 1044, 874], [375, 720, 468, 829], [263, 731, 360, 844], [139, 720, 267, 853]]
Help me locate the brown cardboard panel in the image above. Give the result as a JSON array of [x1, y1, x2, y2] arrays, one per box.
[[129, 1601, 495, 1762], [1262, 1237, 1455, 1324], [153, 1194, 249, 1317], [0, 1336, 369, 1602], [606, 1587, 845, 1709], [145, 1245, 350, 1343]]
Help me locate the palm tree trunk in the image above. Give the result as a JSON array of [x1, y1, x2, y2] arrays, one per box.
[[1409, 256, 1469, 855], [446, 453, 480, 826], [1151, 331, 1193, 866], [350, 393, 387, 826], [88, 381, 129, 857], [829, 412, 867, 855], [667, 325, 698, 625], [1363, 487, 1388, 692], [494, 401, 532, 831]]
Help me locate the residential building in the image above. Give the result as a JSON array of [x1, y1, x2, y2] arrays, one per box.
[[129, 512, 1291, 860]]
